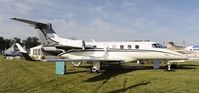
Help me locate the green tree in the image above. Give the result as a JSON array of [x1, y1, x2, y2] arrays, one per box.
[[13, 37, 23, 45], [0, 37, 5, 50], [0, 37, 13, 50], [23, 37, 40, 49], [4, 39, 12, 49]]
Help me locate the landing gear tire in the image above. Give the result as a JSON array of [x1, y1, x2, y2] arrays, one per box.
[[170, 64, 177, 70], [90, 67, 99, 73], [71, 62, 82, 67], [166, 63, 177, 71]]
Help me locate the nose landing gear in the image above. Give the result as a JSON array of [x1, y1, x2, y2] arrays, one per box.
[[90, 62, 100, 73]]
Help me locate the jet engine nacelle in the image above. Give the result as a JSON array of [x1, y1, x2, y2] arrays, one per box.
[[42, 46, 57, 51], [58, 39, 86, 50]]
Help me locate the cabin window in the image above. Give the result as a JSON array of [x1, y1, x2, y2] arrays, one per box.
[[93, 45, 97, 48], [127, 45, 132, 49], [120, 45, 124, 49], [152, 43, 164, 48], [135, 45, 139, 49]]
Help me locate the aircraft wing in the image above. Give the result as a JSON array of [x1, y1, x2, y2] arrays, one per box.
[[11, 17, 47, 27], [43, 58, 123, 62]]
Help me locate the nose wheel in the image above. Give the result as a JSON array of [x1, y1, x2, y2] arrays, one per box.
[[90, 67, 100, 73], [90, 62, 100, 73]]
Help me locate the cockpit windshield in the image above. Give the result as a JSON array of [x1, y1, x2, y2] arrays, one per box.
[[152, 43, 164, 48]]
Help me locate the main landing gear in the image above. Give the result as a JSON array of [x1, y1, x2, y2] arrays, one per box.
[[90, 62, 100, 73], [166, 63, 177, 71]]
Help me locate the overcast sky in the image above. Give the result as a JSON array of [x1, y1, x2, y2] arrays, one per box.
[[0, 0, 199, 45]]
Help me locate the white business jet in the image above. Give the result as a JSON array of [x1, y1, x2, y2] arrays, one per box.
[[12, 18, 187, 72]]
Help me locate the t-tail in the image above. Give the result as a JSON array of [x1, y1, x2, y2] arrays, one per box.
[[15, 43, 36, 61], [11, 18, 85, 50]]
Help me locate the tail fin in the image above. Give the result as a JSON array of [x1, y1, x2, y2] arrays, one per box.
[[11, 18, 58, 45], [15, 43, 36, 61], [11, 18, 85, 49]]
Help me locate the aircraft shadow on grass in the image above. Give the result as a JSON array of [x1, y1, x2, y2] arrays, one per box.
[[63, 64, 196, 92], [108, 81, 151, 93], [178, 64, 199, 67], [65, 63, 198, 82], [76, 64, 199, 70], [83, 64, 154, 82], [143, 65, 197, 70], [83, 64, 197, 81], [85, 68, 133, 82], [176, 64, 198, 69], [66, 70, 88, 74]]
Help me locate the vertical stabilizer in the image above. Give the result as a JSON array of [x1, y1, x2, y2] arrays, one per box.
[[11, 18, 85, 49], [11, 18, 58, 45]]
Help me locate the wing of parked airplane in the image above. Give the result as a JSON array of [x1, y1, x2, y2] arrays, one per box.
[[15, 43, 123, 62], [16, 43, 123, 72], [43, 58, 123, 62]]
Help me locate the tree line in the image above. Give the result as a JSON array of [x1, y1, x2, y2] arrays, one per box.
[[0, 37, 40, 51]]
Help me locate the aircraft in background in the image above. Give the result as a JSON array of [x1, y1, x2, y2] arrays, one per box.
[[3, 44, 21, 59], [182, 46, 199, 60], [12, 18, 187, 72], [186, 46, 199, 51]]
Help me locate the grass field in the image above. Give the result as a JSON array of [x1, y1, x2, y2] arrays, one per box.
[[0, 56, 199, 93]]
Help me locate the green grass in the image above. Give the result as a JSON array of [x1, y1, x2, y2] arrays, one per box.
[[0, 56, 199, 93]]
